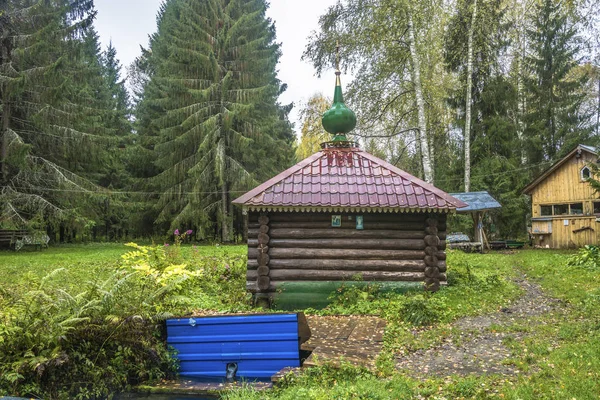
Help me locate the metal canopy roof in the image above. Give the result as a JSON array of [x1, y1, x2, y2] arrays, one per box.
[[233, 147, 467, 213], [449, 191, 502, 213]]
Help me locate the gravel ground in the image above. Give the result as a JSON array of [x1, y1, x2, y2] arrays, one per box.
[[396, 275, 563, 377]]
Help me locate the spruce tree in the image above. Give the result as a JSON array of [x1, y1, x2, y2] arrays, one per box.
[[0, 1, 128, 238], [137, 0, 294, 241], [524, 0, 594, 164]]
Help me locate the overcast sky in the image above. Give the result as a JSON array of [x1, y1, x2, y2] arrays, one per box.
[[94, 0, 340, 133]]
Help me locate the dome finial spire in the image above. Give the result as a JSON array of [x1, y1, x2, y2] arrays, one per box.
[[322, 41, 357, 142]]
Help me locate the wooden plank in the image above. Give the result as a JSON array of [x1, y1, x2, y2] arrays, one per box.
[[268, 213, 428, 223], [247, 269, 425, 281], [347, 317, 384, 342], [269, 221, 446, 231], [268, 238, 426, 250], [268, 248, 425, 260], [268, 259, 425, 271], [269, 229, 425, 239]]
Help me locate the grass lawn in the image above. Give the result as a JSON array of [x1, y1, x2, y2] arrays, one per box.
[[0, 242, 246, 292], [1, 245, 599, 399]]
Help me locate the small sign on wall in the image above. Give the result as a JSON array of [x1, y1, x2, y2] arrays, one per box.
[[331, 215, 342, 227], [563, 219, 569, 226], [356, 215, 364, 230]]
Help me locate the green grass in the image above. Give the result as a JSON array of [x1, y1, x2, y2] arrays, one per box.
[[0, 243, 245, 292], [224, 249, 600, 400], [2, 245, 599, 399]]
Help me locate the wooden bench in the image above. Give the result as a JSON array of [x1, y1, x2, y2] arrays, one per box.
[[0, 229, 29, 250], [0, 229, 49, 251]]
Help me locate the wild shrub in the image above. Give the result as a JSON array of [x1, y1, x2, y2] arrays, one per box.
[[568, 245, 600, 269], [0, 241, 250, 399], [398, 293, 449, 326], [0, 268, 176, 399]]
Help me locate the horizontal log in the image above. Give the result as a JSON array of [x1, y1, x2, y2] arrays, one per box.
[[424, 235, 440, 247], [257, 266, 270, 276], [258, 253, 270, 266], [248, 223, 260, 229], [437, 252, 446, 261], [424, 266, 439, 278], [269, 229, 425, 240], [439, 241, 447, 250], [268, 259, 425, 271], [269, 248, 425, 260], [248, 246, 269, 259], [268, 213, 428, 223], [248, 269, 425, 282], [426, 218, 439, 227], [248, 260, 258, 269], [269, 221, 447, 231], [425, 226, 438, 236], [258, 233, 270, 245], [247, 281, 274, 293], [269, 238, 426, 250], [438, 261, 447, 272], [438, 232, 447, 240], [248, 230, 258, 239], [424, 255, 438, 267], [257, 276, 270, 291]]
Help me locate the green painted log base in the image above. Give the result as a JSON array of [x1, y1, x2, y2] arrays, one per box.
[[269, 281, 423, 310]]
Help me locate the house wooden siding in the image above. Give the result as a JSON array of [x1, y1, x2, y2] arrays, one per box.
[[246, 211, 447, 294], [526, 147, 600, 249]]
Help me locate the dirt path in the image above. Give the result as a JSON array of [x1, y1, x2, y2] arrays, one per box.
[[396, 275, 563, 377]]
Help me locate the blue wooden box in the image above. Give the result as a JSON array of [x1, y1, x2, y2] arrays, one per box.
[[166, 313, 310, 379]]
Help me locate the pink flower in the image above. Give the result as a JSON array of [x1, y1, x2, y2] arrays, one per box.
[[164, 243, 170, 247], [186, 229, 193, 235], [174, 229, 180, 235]]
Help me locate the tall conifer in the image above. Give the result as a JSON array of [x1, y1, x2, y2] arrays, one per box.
[[524, 0, 595, 163], [137, 0, 294, 241]]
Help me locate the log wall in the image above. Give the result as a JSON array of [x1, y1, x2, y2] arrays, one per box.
[[247, 211, 448, 295]]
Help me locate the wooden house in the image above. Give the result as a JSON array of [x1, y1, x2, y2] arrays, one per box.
[[232, 66, 466, 306], [523, 144, 599, 248]]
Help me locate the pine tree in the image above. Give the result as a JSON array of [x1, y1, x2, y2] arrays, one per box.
[[137, 0, 294, 241], [524, 0, 595, 164]]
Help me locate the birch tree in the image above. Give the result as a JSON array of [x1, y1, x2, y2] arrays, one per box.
[[304, 0, 450, 184]]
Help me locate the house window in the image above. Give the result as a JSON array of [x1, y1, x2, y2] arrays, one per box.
[[581, 166, 591, 181], [570, 203, 583, 215], [594, 202, 600, 214], [540, 205, 552, 216], [553, 204, 569, 215]]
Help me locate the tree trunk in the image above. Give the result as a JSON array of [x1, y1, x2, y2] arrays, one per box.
[[516, 0, 527, 165], [464, 0, 478, 193], [1, 102, 8, 183], [407, 10, 433, 184], [221, 180, 231, 242]]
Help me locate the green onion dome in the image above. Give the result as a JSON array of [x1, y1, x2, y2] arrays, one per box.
[[322, 72, 357, 142]]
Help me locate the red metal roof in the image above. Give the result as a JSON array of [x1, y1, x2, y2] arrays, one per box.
[[232, 148, 467, 213]]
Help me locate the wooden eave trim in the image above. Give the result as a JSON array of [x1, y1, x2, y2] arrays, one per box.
[[523, 145, 598, 195], [243, 205, 455, 214]]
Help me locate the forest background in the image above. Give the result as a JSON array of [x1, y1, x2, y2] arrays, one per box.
[[1, 0, 599, 243]]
